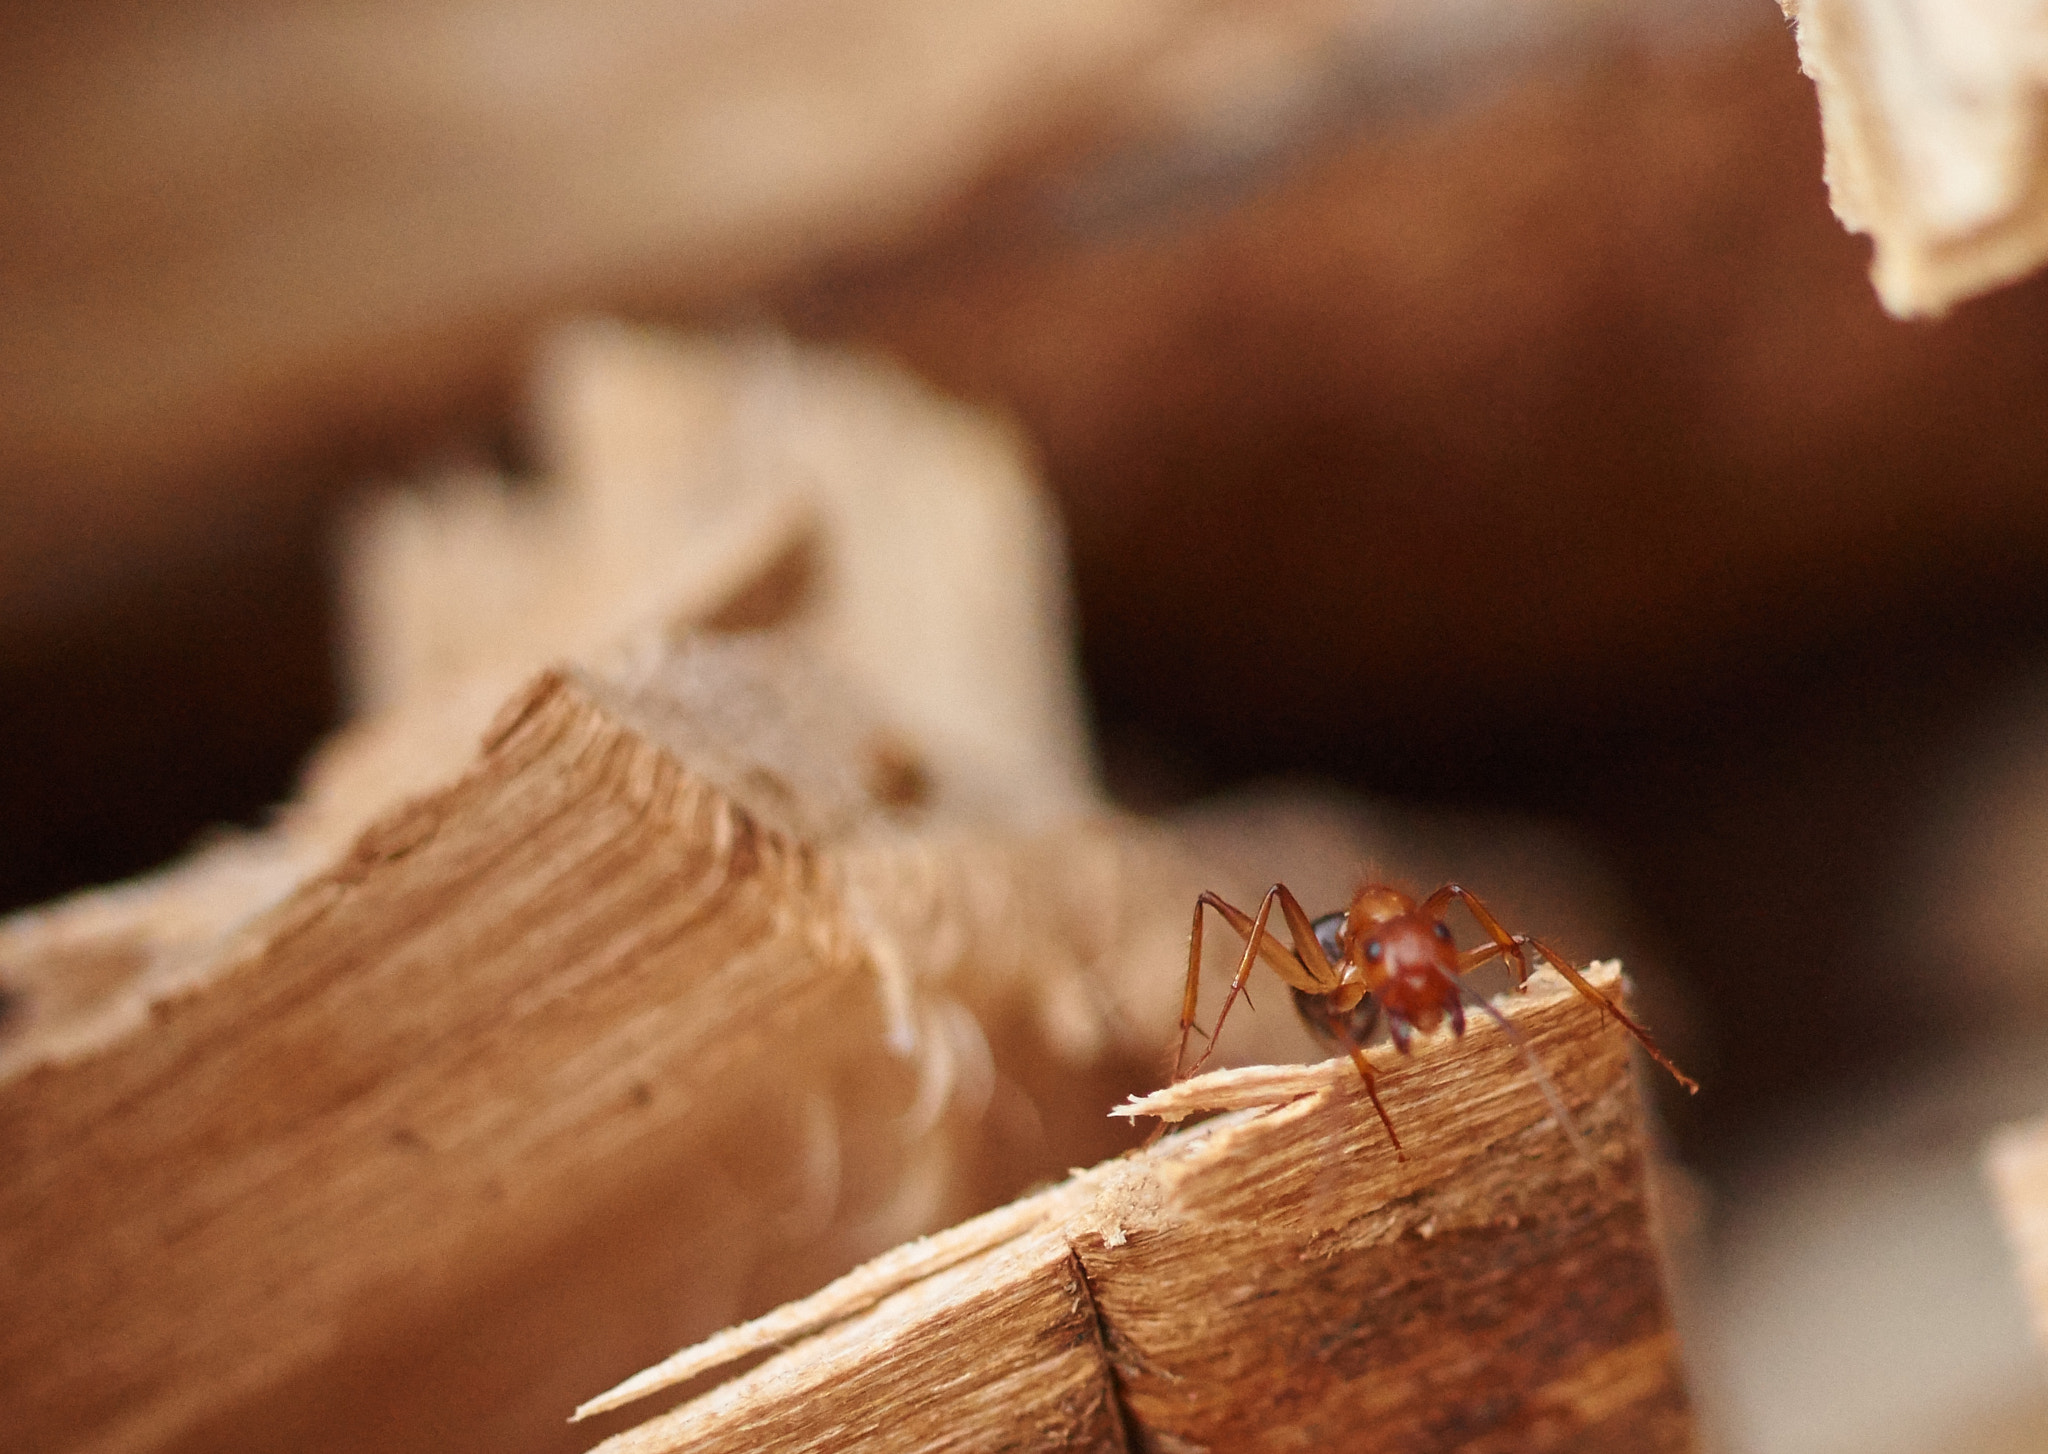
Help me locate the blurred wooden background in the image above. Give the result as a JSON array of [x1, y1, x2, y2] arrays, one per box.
[[6, 1, 2048, 1446], [13, 0, 2048, 1137]]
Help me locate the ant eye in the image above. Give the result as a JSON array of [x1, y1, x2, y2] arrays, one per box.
[[1433, 921, 1453, 942], [1365, 939, 1383, 962]]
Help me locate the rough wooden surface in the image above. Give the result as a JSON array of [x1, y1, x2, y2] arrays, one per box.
[[0, 325, 1098, 1086], [0, 638, 1197, 1454], [0, 331, 1186, 1454], [0, 327, 1670, 1453], [580, 964, 1690, 1454], [1782, 0, 2048, 316], [1989, 1114, 2048, 1362]]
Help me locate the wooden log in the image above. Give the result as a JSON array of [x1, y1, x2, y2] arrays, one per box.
[[0, 326, 1681, 1453], [0, 636, 1203, 1454], [1988, 1114, 2048, 1363], [1, 324, 1103, 1094], [0, 330, 1187, 1454], [576, 964, 1690, 1454]]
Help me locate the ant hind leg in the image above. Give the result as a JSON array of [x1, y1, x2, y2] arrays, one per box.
[[1519, 933, 1698, 1095], [1425, 883, 1697, 1095], [1175, 885, 1341, 1082]]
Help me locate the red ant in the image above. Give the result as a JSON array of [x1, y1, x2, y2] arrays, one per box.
[[1173, 881, 1697, 1159]]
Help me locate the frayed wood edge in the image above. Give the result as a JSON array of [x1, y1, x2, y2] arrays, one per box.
[[1114, 963, 1617, 1124], [572, 1190, 1069, 1420], [579, 963, 1620, 1421]]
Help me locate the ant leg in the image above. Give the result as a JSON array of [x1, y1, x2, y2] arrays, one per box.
[[1341, 1043, 1406, 1161], [1271, 884, 1340, 985], [1173, 894, 1228, 1084], [1183, 891, 1278, 1082], [1425, 884, 1699, 1095], [1176, 886, 1336, 1082], [1204, 886, 1340, 988], [1457, 940, 1528, 982], [1423, 882, 1536, 985], [1300, 990, 1403, 1157], [1516, 933, 1698, 1094]]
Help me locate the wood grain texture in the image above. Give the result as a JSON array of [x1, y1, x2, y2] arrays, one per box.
[[597, 1236, 1133, 1454], [0, 327, 1668, 1452], [0, 639, 1206, 1454], [585, 964, 1691, 1454]]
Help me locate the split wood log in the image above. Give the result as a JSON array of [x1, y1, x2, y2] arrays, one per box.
[[1988, 1113, 2048, 1364], [1781, 0, 2048, 316], [1, 324, 1102, 1088], [0, 328, 1185, 1454], [575, 963, 1690, 1454], [0, 635, 1196, 1454], [0, 325, 1679, 1454]]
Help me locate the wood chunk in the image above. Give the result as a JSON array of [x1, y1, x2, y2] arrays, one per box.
[[1989, 1114, 2048, 1362], [344, 324, 1098, 832], [594, 1234, 1132, 1454], [0, 328, 1675, 1454], [0, 323, 1099, 1090], [0, 832, 326, 1080], [571, 1194, 1069, 1421], [1783, 0, 2048, 315], [583, 965, 1692, 1454], [0, 639, 1181, 1454]]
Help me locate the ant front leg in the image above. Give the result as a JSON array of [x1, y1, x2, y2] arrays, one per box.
[[1423, 882, 1539, 986], [1176, 885, 1337, 1082], [1296, 992, 1404, 1159], [1425, 883, 1699, 1095], [1335, 1013, 1405, 1161]]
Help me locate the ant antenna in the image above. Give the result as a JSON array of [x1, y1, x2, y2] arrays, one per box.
[[1441, 971, 1597, 1172]]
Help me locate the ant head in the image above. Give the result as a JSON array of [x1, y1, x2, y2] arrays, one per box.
[[1348, 905, 1461, 1028]]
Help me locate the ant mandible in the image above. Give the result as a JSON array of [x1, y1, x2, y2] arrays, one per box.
[[1173, 881, 1697, 1159]]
